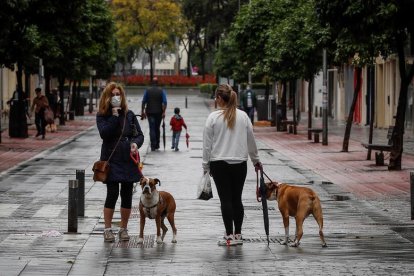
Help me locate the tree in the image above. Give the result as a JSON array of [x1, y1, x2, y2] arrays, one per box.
[[111, 0, 185, 80], [39, 0, 116, 123], [0, 0, 42, 137], [181, 0, 247, 79], [316, 0, 393, 153], [213, 33, 246, 83], [265, 0, 326, 133], [316, 0, 414, 170]]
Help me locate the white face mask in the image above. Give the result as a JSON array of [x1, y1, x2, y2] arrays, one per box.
[[111, 95, 121, 107]]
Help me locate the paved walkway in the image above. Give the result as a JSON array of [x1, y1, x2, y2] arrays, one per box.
[[0, 92, 413, 275]]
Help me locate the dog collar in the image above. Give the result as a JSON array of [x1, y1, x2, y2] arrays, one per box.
[[140, 193, 160, 209], [140, 193, 165, 219]]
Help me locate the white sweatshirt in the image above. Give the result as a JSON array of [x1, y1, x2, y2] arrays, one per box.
[[202, 108, 260, 171]]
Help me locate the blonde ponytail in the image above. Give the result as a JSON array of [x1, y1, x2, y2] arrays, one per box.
[[215, 84, 238, 129]]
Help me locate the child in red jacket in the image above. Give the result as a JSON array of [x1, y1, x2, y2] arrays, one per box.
[[170, 107, 187, 151]]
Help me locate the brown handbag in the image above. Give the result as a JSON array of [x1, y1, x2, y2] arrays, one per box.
[[92, 115, 126, 183], [92, 160, 110, 182]]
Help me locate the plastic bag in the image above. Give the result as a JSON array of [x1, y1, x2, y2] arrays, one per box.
[[197, 172, 213, 200], [44, 107, 54, 124]]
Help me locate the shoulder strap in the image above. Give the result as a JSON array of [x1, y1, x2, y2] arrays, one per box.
[[107, 114, 127, 162]]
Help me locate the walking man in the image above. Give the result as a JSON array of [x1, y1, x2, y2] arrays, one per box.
[[30, 87, 49, 139], [141, 77, 167, 151], [240, 84, 256, 124]]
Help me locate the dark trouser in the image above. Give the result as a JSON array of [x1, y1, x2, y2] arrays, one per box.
[[104, 182, 134, 209], [147, 113, 162, 150], [35, 111, 46, 135], [210, 160, 247, 235], [245, 107, 254, 124]]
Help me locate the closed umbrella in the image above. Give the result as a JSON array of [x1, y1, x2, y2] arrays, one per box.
[[162, 118, 166, 150], [185, 132, 190, 148], [257, 169, 270, 246]]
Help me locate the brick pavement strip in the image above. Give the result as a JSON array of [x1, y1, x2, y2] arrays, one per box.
[[0, 96, 414, 275]]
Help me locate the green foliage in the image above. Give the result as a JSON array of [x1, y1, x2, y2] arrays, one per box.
[[220, 0, 325, 82], [265, 0, 325, 81], [199, 83, 217, 94], [112, 0, 185, 78], [0, 0, 116, 80], [181, 0, 246, 76], [315, 0, 395, 65]]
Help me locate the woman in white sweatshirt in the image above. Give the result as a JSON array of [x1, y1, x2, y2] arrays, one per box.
[[202, 84, 262, 246]]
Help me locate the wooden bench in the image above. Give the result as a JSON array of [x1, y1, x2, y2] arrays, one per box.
[[361, 126, 394, 165], [281, 120, 296, 134], [308, 128, 323, 143]]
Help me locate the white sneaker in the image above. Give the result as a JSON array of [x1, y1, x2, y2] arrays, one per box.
[[234, 234, 243, 245], [217, 234, 237, 246], [118, 228, 130, 241], [104, 229, 115, 243]]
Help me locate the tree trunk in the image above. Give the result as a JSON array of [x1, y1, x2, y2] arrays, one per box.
[[200, 50, 206, 81], [8, 61, 28, 138], [70, 80, 76, 112], [186, 39, 193, 77], [367, 65, 375, 160], [389, 34, 414, 170], [149, 49, 154, 81], [58, 76, 65, 126], [342, 66, 362, 152], [307, 79, 313, 140], [292, 80, 297, 123], [45, 75, 51, 95], [389, 79, 410, 170], [281, 80, 287, 121]]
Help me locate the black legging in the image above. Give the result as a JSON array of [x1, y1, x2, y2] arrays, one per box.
[[210, 161, 247, 235], [104, 182, 134, 209]]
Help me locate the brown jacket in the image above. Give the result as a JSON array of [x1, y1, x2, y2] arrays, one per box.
[[31, 95, 49, 113]]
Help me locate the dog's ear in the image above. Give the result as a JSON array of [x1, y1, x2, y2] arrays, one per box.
[[154, 178, 161, 186], [268, 182, 278, 190], [140, 177, 146, 186]]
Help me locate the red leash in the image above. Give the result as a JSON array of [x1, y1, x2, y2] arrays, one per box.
[[130, 151, 142, 173]]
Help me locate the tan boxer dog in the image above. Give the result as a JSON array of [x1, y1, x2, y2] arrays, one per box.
[[138, 177, 177, 244], [265, 182, 327, 248]]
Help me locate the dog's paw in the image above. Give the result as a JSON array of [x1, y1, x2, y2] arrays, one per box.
[[171, 239, 177, 243], [289, 241, 300, 247], [156, 237, 163, 244], [322, 243, 327, 248], [137, 238, 144, 244], [280, 240, 288, 245]]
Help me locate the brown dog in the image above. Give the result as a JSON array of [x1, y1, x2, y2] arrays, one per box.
[[138, 177, 177, 244], [265, 182, 327, 247]]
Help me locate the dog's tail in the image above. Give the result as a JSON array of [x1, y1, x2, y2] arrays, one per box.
[[313, 196, 327, 246], [312, 197, 323, 228]]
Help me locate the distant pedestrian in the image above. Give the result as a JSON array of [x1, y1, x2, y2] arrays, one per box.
[[240, 84, 256, 124], [202, 84, 262, 246], [46, 88, 58, 132], [170, 107, 187, 151], [141, 77, 167, 151], [30, 87, 49, 139], [96, 82, 144, 242]]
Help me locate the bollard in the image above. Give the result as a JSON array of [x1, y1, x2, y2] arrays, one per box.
[[411, 172, 414, 220], [68, 180, 78, 233], [76, 170, 85, 217], [185, 96, 188, 108]]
